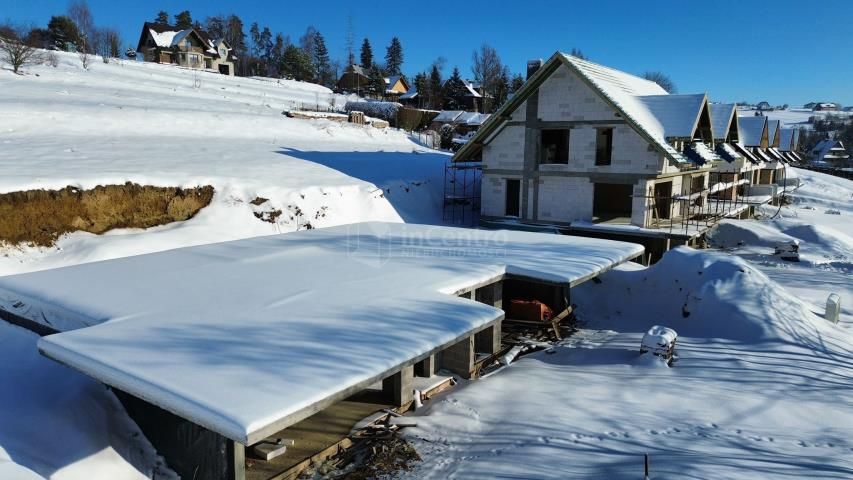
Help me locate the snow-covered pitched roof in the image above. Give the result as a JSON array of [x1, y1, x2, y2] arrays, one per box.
[[464, 113, 491, 126], [433, 110, 464, 123], [0, 223, 643, 445], [812, 139, 849, 160], [737, 116, 767, 147], [766, 120, 780, 144], [464, 83, 482, 98], [148, 28, 183, 48], [636, 94, 707, 139], [778, 128, 796, 152], [399, 87, 417, 100], [710, 103, 737, 141], [560, 55, 689, 162]]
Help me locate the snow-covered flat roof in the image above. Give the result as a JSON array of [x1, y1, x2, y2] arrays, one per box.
[[0, 223, 642, 445]]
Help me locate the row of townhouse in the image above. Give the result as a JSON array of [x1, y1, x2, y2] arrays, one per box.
[[452, 52, 803, 263]]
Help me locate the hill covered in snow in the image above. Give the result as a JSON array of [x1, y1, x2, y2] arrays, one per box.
[[0, 51, 448, 276]]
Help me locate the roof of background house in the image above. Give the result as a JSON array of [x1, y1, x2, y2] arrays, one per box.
[[812, 139, 849, 159], [384, 75, 409, 94], [433, 110, 464, 123], [636, 94, 707, 139], [454, 52, 698, 164], [138, 22, 233, 60], [709, 103, 737, 141], [737, 116, 768, 147], [344, 64, 368, 77], [0, 222, 643, 445]]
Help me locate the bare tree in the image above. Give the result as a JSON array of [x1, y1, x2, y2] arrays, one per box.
[[92, 27, 120, 63], [642, 71, 677, 94], [471, 44, 504, 112], [68, 0, 95, 52], [0, 25, 41, 74], [78, 37, 91, 69]]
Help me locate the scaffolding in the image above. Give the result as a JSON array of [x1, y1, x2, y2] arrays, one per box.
[[644, 176, 751, 236], [443, 162, 482, 226]]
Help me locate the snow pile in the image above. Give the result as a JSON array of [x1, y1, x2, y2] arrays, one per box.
[[398, 247, 853, 479], [0, 51, 447, 276], [0, 322, 175, 480]]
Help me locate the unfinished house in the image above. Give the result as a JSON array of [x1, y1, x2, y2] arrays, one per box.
[[777, 128, 803, 165], [452, 52, 739, 263], [136, 22, 236, 75], [708, 104, 758, 205], [0, 222, 642, 480]]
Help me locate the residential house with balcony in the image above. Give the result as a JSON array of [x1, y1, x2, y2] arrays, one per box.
[[136, 22, 236, 75]]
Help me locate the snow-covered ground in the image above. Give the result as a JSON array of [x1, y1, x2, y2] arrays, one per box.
[[398, 168, 853, 479], [0, 51, 448, 478], [0, 51, 448, 276], [0, 322, 176, 480]]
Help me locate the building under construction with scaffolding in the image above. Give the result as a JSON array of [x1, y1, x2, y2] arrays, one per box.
[[447, 52, 798, 263]]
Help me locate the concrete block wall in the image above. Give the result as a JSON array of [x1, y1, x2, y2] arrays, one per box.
[[631, 179, 653, 227], [382, 365, 414, 407], [536, 177, 593, 222], [481, 175, 518, 217], [441, 335, 474, 379], [483, 125, 525, 171], [537, 66, 615, 122]]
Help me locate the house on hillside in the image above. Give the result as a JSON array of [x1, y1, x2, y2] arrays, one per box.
[[811, 139, 850, 167], [384, 75, 409, 100], [443, 77, 483, 112], [756, 101, 772, 111], [452, 52, 738, 262], [814, 102, 839, 111], [337, 64, 370, 95], [136, 22, 236, 75]]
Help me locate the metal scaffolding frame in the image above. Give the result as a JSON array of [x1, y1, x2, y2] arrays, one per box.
[[643, 174, 749, 236], [443, 162, 482, 226]]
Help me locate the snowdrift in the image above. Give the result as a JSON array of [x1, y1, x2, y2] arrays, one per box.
[[400, 247, 853, 480]]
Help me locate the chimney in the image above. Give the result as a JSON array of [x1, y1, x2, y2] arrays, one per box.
[[527, 59, 543, 80]]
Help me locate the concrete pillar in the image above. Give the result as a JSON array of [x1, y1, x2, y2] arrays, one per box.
[[382, 365, 414, 407], [414, 354, 435, 378], [441, 335, 474, 379], [474, 322, 501, 355], [475, 282, 503, 310]]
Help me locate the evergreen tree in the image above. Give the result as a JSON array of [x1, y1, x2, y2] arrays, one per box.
[[443, 67, 467, 109], [47, 15, 82, 51], [174, 11, 193, 29], [413, 72, 428, 109], [155, 11, 169, 24], [492, 66, 511, 112], [312, 30, 332, 86], [569, 47, 586, 60], [268, 33, 285, 77], [384, 37, 403, 76], [280, 44, 314, 81], [510, 73, 525, 94], [225, 15, 247, 74], [205, 15, 226, 39], [429, 64, 443, 110], [368, 63, 386, 98], [359, 38, 372, 68]]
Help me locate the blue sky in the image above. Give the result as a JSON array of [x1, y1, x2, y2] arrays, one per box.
[[5, 0, 853, 106]]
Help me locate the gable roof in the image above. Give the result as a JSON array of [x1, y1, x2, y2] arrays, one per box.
[[454, 52, 696, 163], [777, 128, 800, 152], [812, 139, 849, 159], [709, 103, 737, 141], [433, 110, 464, 123], [766, 120, 780, 145], [136, 22, 233, 60], [636, 94, 708, 139], [737, 116, 768, 147], [384, 75, 409, 94]]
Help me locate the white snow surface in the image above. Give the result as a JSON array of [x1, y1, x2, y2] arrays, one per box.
[[0, 51, 446, 276], [0, 222, 642, 444], [398, 245, 853, 479], [0, 322, 175, 480]]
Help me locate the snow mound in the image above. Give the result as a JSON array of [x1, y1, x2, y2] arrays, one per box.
[[0, 322, 175, 480], [576, 246, 834, 343]]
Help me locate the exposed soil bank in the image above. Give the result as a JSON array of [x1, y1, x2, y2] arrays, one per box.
[[0, 183, 214, 246]]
